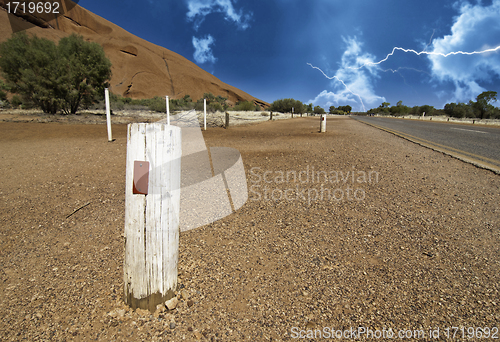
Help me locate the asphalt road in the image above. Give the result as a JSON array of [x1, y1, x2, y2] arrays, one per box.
[[352, 116, 500, 174]]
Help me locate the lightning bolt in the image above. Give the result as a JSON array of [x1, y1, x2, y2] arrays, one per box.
[[422, 29, 436, 53], [309, 37, 500, 112], [382, 67, 431, 75], [307, 63, 367, 112], [352, 45, 500, 70]]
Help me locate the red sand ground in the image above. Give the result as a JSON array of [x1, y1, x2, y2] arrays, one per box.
[[1, 117, 499, 341]]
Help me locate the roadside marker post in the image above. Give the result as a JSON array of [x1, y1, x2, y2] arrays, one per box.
[[320, 114, 326, 133], [123, 123, 182, 312], [105, 88, 113, 142], [204, 99, 207, 130], [166, 96, 170, 125]]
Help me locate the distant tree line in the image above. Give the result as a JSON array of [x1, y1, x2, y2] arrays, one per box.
[[269, 98, 340, 115], [367, 91, 499, 119], [329, 105, 352, 114], [444, 91, 499, 119]]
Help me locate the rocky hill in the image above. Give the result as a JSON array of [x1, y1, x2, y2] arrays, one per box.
[[0, 0, 268, 108]]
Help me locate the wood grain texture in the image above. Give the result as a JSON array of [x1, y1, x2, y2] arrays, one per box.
[[123, 123, 181, 312]]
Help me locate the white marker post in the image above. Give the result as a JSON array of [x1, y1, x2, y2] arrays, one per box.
[[105, 88, 113, 142], [203, 99, 207, 131], [166, 96, 170, 125], [124, 123, 182, 312], [320, 114, 326, 133]]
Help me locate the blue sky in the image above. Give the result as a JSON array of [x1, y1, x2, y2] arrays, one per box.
[[78, 0, 500, 111]]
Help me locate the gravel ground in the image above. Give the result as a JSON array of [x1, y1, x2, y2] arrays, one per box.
[[0, 116, 499, 341]]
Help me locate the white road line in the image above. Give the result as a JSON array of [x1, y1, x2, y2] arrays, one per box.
[[450, 127, 488, 134]]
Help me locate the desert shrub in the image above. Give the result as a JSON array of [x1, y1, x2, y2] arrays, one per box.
[[0, 33, 111, 114], [208, 102, 223, 112], [195, 93, 228, 112], [233, 100, 256, 111], [11, 95, 22, 108], [169, 94, 194, 111], [148, 96, 166, 112]]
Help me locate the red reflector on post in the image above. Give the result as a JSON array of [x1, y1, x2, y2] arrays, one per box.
[[133, 161, 149, 195]]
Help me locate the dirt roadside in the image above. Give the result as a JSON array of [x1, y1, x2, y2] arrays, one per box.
[[0, 117, 499, 341]]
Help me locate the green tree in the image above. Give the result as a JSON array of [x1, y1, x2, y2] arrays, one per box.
[[0, 32, 111, 114], [313, 105, 325, 114], [389, 101, 410, 116], [419, 104, 435, 116], [338, 105, 352, 114], [0, 79, 9, 101], [10, 95, 22, 108], [0, 79, 9, 108], [307, 103, 313, 115], [57, 34, 112, 114], [0, 33, 60, 113], [269, 98, 305, 114], [474, 91, 497, 119], [444, 102, 458, 117]]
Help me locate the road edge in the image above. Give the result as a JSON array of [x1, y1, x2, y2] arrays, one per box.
[[352, 116, 500, 175]]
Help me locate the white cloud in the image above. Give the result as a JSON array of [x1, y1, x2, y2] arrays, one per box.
[[428, 0, 500, 102], [308, 37, 386, 112], [186, 0, 252, 30], [192, 35, 217, 64]]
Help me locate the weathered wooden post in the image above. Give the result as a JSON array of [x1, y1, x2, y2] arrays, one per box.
[[166, 96, 170, 125], [225, 112, 230, 129], [320, 114, 326, 133], [124, 123, 182, 312], [204, 99, 207, 130], [105, 88, 113, 142], [270, 111, 273, 120]]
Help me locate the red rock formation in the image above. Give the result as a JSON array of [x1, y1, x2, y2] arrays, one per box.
[[0, 0, 268, 108]]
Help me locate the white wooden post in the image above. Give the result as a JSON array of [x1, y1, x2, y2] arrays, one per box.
[[166, 96, 170, 125], [124, 123, 182, 312], [203, 99, 207, 130], [105, 88, 113, 142], [320, 114, 326, 133]]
